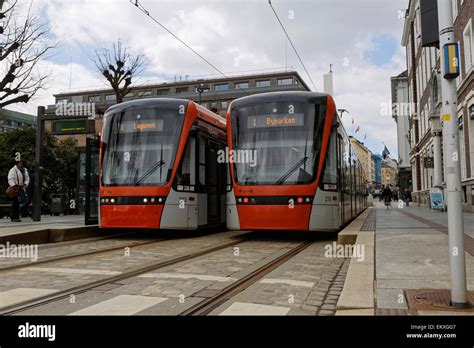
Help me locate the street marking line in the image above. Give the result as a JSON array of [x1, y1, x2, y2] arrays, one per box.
[[23, 267, 122, 276], [260, 278, 314, 288], [0, 288, 57, 307], [69, 295, 167, 315], [138, 273, 237, 282], [219, 302, 290, 315]]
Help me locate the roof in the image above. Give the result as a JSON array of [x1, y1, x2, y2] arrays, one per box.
[[54, 70, 311, 97], [0, 108, 36, 123]]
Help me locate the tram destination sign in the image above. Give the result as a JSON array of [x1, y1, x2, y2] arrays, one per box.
[[119, 119, 164, 133], [52, 119, 95, 135], [247, 113, 305, 128]]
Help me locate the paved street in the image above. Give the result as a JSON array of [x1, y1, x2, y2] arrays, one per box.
[[0, 228, 349, 316], [374, 201, 474, 314]]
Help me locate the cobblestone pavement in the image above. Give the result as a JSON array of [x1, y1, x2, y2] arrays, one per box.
[[1, 231, 350, 316], [0, 232, 159, 268]]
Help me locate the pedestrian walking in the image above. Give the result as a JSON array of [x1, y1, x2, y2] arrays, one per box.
[[7, 161, 30, 222], [404, 191, 411, 207]]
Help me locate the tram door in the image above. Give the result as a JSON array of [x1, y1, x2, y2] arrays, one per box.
[[207, 140, 221, 224], [85, 137, 100, 225]]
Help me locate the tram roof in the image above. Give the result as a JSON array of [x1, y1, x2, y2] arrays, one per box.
[[103, 98, 225, 128], [229, 91, 330, 110]]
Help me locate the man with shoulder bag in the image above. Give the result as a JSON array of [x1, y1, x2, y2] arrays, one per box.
[[7, 161, 30, 222]]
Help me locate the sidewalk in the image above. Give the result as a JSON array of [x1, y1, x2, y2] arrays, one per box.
[[336, 201, 474, 315], [0, 215, 98, 244], [375, 201, 474, 314]]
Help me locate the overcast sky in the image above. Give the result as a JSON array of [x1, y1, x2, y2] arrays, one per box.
[[8, 0, 408, 156]]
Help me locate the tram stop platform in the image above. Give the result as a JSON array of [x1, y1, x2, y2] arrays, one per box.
[[0, 215, 98, 245], [336, 200, 474, 315]]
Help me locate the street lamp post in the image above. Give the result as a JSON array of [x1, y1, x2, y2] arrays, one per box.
[[437, 0, 469, 308]]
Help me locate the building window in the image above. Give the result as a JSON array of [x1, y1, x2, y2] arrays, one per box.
[[211, 102, 218, 109], [214, 83, 229, 91], [157, 89, 169, 95], [463, 19, 473, 73], [89, 96, 101, 102], [235, 81, 249, 89], [137, 90, 152, 98], [221, 101, 228, 109], [176, 87, 189, 94], [277, 78, 293, 86], [201, 102, 209, 109], [105, 94, 116, 101], [256, 80, 270, 87]]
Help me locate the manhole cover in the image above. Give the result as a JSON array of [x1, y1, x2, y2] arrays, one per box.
[[405, 289, 474, 312]]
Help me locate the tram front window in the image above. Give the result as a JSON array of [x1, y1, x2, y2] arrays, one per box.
[[101, 107, 184, 186], [231, 101, 326, 186]]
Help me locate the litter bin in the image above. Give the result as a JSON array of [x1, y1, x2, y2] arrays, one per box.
[[50, 194, 66, 215]]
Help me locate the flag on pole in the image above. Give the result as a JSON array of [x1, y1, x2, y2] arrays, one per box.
[[355, 126, 360, 133], [352, 117, 354, 125], [364, 133, 367, 140], [382, 145, 391, 159]]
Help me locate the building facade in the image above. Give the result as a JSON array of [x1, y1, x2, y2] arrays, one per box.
[[391, 70, 413, 195], [349, 136, 373, 188], [381, 158, 398, 187], [48, 69, 310, 148], [0, 109, 36, 133], [401, 0, 474, 211], [374, 154, 382, 185]]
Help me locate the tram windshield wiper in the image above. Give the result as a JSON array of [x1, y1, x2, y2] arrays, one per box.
[[134, 159, 165, 186], [274, 156, 308, 185]]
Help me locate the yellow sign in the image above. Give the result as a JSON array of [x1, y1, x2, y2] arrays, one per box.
[[443, 114, 451, 121]]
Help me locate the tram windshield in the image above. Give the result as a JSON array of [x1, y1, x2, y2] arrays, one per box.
[[101, 107, 184, 186], [231, 101, 326, 186]]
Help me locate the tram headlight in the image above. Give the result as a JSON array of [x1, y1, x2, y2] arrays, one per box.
[[243, 197, 249, 204], [110, 198, 115, 203], [143, 198, 148, 203], [297, 197, 303, 204]]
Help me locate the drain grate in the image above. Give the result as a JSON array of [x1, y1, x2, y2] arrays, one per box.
[[405, 289, 474, 312], [375, 308, 417, 316], [360, 210, 376, 231]]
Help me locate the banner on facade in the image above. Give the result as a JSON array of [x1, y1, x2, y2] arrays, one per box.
[[429, 187, 445, 210]]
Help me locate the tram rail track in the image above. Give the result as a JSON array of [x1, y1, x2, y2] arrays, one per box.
[[0, 235, 252, 315], [180, 241, 312, 316], [0, 237, 167, 272]]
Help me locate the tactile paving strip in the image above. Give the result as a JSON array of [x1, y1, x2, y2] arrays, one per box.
[[405, 289, 474, 312], [360, 210, 376, 231]]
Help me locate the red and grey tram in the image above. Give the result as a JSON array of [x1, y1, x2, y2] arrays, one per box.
[[99, 98, 227, 230], [226, 91, 367, 231]]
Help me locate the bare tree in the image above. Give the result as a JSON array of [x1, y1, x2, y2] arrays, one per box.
[[0, 0, 55, 108], [92, 39, 147, 104]]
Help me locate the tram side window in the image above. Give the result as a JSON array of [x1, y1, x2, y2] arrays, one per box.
[[176, 138, 196, 187], [322, 130, 338, 187], [198, 138, 206, 190]]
